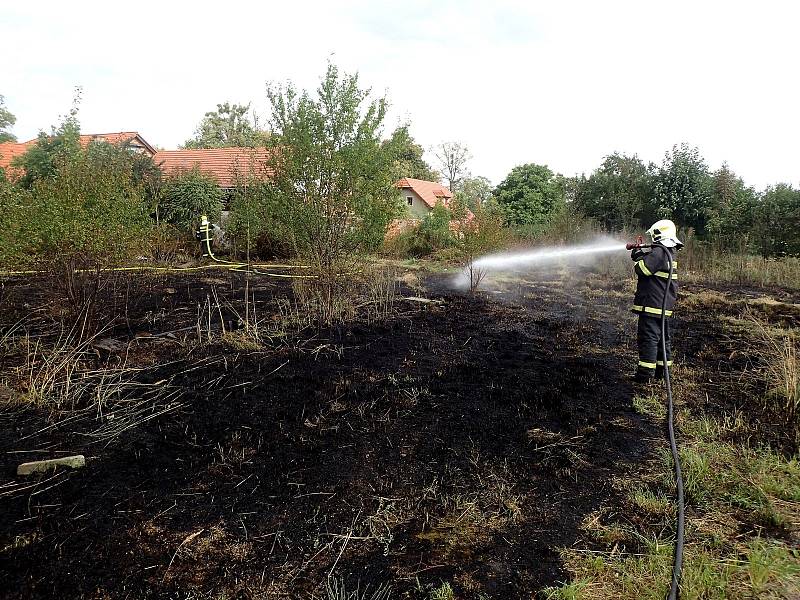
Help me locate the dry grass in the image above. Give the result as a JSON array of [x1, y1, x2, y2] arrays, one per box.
[[747, 313, 799, 442]]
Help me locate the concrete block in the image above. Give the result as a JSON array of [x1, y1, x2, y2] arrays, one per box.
[[17, 455, 86, 476]]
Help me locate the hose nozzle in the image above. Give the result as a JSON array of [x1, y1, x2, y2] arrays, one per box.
[[626, 235, 651, 250]]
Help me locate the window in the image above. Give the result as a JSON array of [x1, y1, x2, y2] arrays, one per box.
[[407, 197, 413, 206]]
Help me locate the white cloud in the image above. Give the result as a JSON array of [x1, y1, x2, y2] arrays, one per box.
[[1, 0, 797, 188]]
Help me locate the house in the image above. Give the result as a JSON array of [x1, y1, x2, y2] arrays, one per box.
[[78, 132, 156, 156], [153, 147, 271, 192], [396, 177, 455, 218], [0, 131, 156, 178], [389, 177, 474, 238]]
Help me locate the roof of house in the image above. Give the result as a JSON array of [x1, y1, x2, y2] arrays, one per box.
[[396, 177, 453, 209], [0, 139, 36, 173], [78, 132, 157, 155], [154, 147, 272, 188], [0, 131, 156, 173]]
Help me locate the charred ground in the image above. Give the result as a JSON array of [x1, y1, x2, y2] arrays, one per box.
[[0, 266, 797, 599]]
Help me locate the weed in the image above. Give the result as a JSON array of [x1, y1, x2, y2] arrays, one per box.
[[429, 581, 453, 600], [542, 578, 590, 600], [324, 577, 392, 600], [631, 487, 673, 517], [633, 393, 662, 417]]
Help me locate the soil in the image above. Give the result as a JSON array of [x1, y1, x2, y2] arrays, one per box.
[[0, 266, 795, 599]]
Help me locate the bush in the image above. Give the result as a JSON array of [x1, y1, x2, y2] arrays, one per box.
[[160, 166, 222, 232], [2, 142, 151, 328], [9, 143, 149, 268]]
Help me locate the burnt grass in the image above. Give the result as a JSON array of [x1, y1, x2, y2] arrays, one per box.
[[0, 268, 794, 599]]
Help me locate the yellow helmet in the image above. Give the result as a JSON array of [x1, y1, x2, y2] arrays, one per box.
[[647, 219, 682, 248]]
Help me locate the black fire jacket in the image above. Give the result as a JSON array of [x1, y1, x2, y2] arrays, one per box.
[[631, 243, 678, 317]]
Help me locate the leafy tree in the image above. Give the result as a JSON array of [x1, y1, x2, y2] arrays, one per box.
[[705, 163, 756, 245], [434, 141, 471, 192], [225, 168, 273, 259], [654, 143, 713, 235], [752, 184, 800, 258], [385, 125, 439, 182], [183, 102, 266, 148], [0, 94, 16, 143], [570, 153, 658, 231], [456, 175, 493, 212], [493, 163, 565, 228], [12, 102, 81, 188], [160, 167, 222, 231], [263, 63, 404, 273]]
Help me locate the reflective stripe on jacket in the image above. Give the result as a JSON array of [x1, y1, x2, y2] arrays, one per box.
[[632, 243, 678, 317]]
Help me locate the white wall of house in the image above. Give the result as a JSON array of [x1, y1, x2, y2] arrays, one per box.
[[400, 189, 431, 218]]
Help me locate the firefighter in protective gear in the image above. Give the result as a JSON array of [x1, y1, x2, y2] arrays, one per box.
[[631, 219, 683, 382], [196, 215, 215, 258]]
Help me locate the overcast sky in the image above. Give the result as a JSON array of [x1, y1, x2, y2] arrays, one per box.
[[2, 0, 797, 189]]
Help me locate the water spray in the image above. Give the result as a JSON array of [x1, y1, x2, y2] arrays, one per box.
[[469, 240, 627, 272]]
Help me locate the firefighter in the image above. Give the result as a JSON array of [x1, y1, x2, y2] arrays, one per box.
[[196, 214, 215, 258], [631, 219, 683, 382]]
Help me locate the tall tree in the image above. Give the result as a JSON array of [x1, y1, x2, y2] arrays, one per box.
[[494, 163, 565, 227], [12, 91, 82, 188], [753, 184, 800, 258], [456, 175, 493, 211], [385, 126, 439, 182], [183, 102, 265, 148], [654, 143, 713, 235], [0, 95, 16, 143], [705, 162, 756, 245], [434, 141, 471, 192], [264, 63, 403, 274], [571, 153, 658, 231]]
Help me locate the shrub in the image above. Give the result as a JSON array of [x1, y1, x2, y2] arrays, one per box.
[[2, 142, 151, 328], [160, 166, 222, 232], [416, 202, 457, 253]]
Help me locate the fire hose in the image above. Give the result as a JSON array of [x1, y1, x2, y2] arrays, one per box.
[[627, 236, 684, 599]]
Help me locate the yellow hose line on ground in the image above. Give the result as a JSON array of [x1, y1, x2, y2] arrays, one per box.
[[0, 262, 315, 278]]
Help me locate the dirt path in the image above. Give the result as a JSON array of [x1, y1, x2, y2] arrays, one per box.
[[0, 270, 663, 598]]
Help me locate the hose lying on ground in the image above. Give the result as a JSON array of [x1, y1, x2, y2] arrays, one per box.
[[662, 252, 685, 600]]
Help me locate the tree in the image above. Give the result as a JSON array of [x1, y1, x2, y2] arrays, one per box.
[[434, 142, 471, 192], [12, 97, 82, 188], [385, 125, 439, 182], [0, 95, 16, 143], [160, 167, 223, 231], [654, 143, 713, 235], [493, 163, 565, 228], [183, 102, 265, 148], [458, 199, 508, 293], [571, 153, 658, 231], [705, 163, 756, 246], [753, 184, 800, 258], [263, 63, 404, 274], [456, 175, 493, 212]]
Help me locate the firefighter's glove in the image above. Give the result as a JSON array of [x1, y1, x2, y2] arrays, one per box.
[[631, 248, 649, 261]]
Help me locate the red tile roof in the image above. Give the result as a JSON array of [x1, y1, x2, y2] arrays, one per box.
[[0, 131, 156, 175], [78, 132, 157, 155], [396, 177, 453, 209], [154, 148, 272, 188], [0, 140, 36, 174]]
